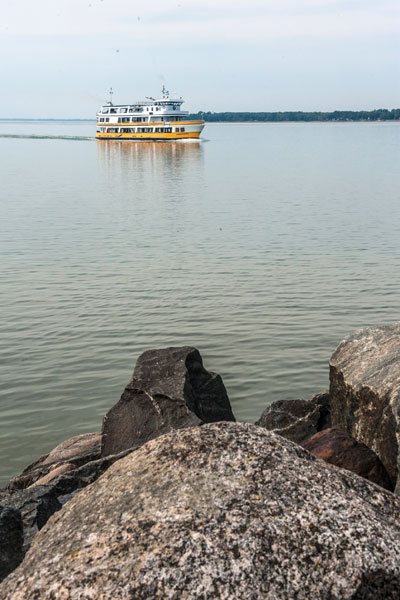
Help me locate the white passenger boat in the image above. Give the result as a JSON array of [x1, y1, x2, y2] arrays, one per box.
[[96, 87, 205, 141]]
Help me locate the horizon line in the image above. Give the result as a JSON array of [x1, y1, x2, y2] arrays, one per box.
[[1, 107, 400, 122]]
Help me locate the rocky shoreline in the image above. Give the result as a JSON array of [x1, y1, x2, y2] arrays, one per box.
[[1, 326, 400, 598]]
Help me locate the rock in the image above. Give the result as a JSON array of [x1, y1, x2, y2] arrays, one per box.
[[101, 346, 235, 456], [0, 448, 135, 569], [302, 428, 394, 491], [3, 423, 400, 599], [28, 463, 76, 488], [41, 432, 101, 465], [0, 507, 23, 582], [0, 486, 62, 556], [7, 432, 101, 491], [329, 324, 400, 491], [255, 391, 330, 443]]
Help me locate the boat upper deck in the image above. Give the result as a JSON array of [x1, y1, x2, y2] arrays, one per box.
[[98, 102, 188, 116]]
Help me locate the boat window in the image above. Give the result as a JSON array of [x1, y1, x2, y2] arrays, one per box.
[[165, 128, 172, 133], [110, 108, 117, 114], [102, 109, 109, 114], [120, 108, 127, 113]]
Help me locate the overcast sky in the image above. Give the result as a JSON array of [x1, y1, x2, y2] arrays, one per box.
[[1, 0, 399, 117]]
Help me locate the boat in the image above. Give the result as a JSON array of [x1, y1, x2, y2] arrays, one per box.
[[96, 86, 205, 141]]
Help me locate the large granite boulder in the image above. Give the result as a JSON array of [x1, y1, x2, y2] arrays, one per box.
[[101, 346, 235, 456], [302, 428, 394, 491], [330, 324, 400, 492], [3, 422, 400, 599], [0, 507, 23, 582], [255, 391, 330, 443]]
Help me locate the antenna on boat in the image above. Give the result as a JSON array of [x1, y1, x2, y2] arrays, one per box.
[[109, 87, 114, 105], [162, 85, 169, 99]]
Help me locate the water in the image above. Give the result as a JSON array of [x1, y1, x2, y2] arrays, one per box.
[[1, 120, 399, 486]]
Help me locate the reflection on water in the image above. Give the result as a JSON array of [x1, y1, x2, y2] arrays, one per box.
[[97, 139, 203, 171], [96, 140, 204, 209]]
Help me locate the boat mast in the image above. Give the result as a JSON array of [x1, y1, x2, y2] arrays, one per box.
[[109, 87, 114, 105]]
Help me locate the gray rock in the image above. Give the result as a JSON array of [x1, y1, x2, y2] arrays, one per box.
[[3, 422, 400, 599], [255, 391, 330, 443], [0, 487, 62, 556], [0, 506, 23, 582], [101, 346, 235, 456], [330, 324, 400, 491], [302, 428, 394, 491]]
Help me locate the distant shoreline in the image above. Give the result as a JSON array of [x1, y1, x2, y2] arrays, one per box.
[[0, 108, 399, 123], [188, 108, 400, 123]]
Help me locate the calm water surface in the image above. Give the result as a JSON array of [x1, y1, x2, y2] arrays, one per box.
[[1, 120, 399, 485]]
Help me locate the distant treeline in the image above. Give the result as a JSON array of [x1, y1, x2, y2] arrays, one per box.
[[188, 108, 400, 122]]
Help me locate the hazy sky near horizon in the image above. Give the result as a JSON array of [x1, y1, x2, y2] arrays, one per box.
[[1, 0, 399, 117]]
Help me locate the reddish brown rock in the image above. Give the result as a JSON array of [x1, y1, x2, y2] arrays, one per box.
[[302, 428, 394, 491], [7, 432, 101, 491], [27, 463, 76, 488]]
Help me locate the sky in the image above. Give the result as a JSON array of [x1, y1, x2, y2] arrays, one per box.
[[1, 0, 399, 118]]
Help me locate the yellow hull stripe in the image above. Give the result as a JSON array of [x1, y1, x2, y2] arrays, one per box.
[[96, 131, 201, 140]]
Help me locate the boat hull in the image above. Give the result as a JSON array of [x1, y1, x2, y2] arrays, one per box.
[[96, 120, 204, 141]]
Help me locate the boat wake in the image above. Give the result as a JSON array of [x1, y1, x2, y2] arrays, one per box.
[[0, 134, 95, 141]]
